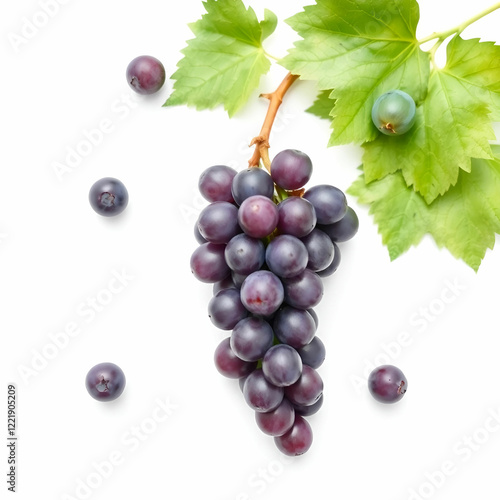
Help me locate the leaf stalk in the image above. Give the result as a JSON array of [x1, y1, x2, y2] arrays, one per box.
[[418, 2, 500, 45]]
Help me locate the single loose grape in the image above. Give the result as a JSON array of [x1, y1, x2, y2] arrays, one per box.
[[371, 90, 416, 135], [89, 177, 129, 217], [368, 365, 408, 404], [85, 362, 126, 402], [126, 55, 166, 95]]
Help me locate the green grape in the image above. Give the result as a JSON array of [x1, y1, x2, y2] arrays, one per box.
[[371, 90, 416, 136]]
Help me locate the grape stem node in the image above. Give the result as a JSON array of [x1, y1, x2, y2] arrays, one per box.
[[248, 72, 300, 172]]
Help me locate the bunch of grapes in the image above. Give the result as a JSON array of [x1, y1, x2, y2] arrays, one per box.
[[190, 149, 358, 456]]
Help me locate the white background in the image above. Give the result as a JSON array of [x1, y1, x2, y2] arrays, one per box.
[[1, 1, 500, 499]]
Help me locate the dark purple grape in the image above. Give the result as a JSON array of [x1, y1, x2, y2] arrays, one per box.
[[297, 336, 325, 369], [85, 362, 126, 402], [265, 235, 308, 278], [277, 196, 317, 237], [238, 195, 279, 239], [231, 167, 274, 205], [208, 288, 248, 330], [270, 149, 312, 190], [230, 316, 274, 362], [318, 206, 359, 242], [274, 415, 313, 456], [190, 243, 230, 283], [213, 275, 236, 294], [300, 228, 334, 272], [197, 201, 241, 244], [198, 165, 237, 203], [303, 184, 347, 224], [282, 269, 324, 309], [273, 306, 316, 349], [243, 369, 284, 413], [231, 271, 248, 289], [307, 308, 319, 328], [284, 365, 323, 406], [89, 177, 129, 217], [255, 398, 295, 436], [239, 374, 250, 393], [292, 394, 324, 417], [126, 55, 166, 95], [316, 242, 341, 278], [240, 270, 284, 316], [368, 365, 408, 404], [225, 234, 265, 275], [262, 344, 303, 387], [194, 222, 207, 244], [214, 338, 257, 379]]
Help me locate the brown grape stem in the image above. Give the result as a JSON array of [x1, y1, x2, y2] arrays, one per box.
[[248, 72, 300, 172]]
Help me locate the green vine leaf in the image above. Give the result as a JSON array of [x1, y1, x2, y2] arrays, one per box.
[[348, 167, 430, 260], [349, 146, 500, 271], [282, 0, 430, 145], [444, 36, 500, 121], [430, 149, 500, 271], [306, 90, 335, 121], [164, 0, 277, 117], [362, 35, 497, 203]]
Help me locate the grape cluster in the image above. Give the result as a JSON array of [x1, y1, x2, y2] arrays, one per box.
[[191, 149, 358, 456]]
